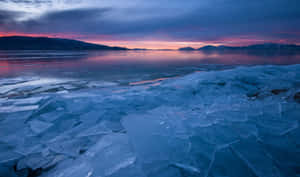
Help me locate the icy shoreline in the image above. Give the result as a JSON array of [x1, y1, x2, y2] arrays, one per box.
[[0, 65, 299, 177]]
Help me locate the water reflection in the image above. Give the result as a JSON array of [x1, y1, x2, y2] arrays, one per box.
[[0, 50, 300, 82]]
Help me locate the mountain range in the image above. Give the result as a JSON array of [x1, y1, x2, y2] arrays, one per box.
[[1, 36, 300, 53], [0, 36, 127, 50], [179, 43, 300, 53]]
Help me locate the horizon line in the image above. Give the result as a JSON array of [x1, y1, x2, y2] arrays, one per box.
[[1, 34, 299, 50]]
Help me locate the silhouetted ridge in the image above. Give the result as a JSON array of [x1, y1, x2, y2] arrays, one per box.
[[178, 47, 196, 51], [197, 43, 300, 51], [0, 36, 127, 50], [178, 43, 300, 55]]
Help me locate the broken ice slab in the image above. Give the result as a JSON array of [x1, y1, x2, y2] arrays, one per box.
[[37, 118, 80, 142], [16, 152, 53, 171], [0, 77, 75, 98], [0, 105, 39, 113], [14, 137, 44, 156], [231, 136, 283, 177], [255, 116, 298, 136], [87, 81, 118, 88], [0, 116, 28, 139], [47, 137, 92, 157], [122, 107, 200, 176], [10, 97, 45, 105], [0, 143, 22, 164], [41, 133, 145, 177], [191, 124, 240, 147], [257, 132, 300, 176], [280, 102, 300, 121], [142, 163, 184, 177], [51, 111, 105, 138], [29, 120, 53, 134], [38, 111, 65, 122], [187, 135, 217, 176], [77, 122, 112, 137], [0, 77, 39, 94], [208, 146, 257, 177], [64, 98, 95, 114], [221, 121, 258, 139], [0, 77, 33, 86], [171, 163, 201, 175]]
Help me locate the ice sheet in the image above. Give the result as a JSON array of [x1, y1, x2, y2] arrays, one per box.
[[0, 65, 299, 177]]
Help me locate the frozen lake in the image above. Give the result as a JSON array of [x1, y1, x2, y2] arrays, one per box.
[[1, 50, 300, 81], [0, 50, 300, 177]]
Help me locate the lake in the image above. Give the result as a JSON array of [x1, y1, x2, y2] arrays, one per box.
[[1, 50, 300, 82], [0, 50, 300, 177]]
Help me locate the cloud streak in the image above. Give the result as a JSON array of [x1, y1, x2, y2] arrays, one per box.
[[0, 0, 300, 48]]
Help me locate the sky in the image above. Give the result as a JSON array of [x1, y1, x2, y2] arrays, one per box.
[[0, 0, 300, 49]]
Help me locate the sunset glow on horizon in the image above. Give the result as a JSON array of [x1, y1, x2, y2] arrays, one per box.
[[1, 32, 298, 50], [1, 0, 299, 49]]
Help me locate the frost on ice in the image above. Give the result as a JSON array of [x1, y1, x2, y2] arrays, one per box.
[[0, 65, 300, 177]]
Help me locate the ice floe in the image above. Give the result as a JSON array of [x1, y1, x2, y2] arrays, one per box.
[[0, 65, 299, 177]]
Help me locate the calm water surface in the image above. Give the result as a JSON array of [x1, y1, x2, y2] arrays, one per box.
[[1, 50, 300, 84]]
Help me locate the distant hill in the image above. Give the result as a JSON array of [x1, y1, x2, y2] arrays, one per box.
[[178, 43, 300, 55], [0, 36, 127, 50], [197, 43, 300, 52], [178, 43, 300, 53], [179, 47, 196, 51]]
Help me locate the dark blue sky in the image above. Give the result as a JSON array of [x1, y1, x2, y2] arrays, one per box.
[[0, 0, 300, 48]]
